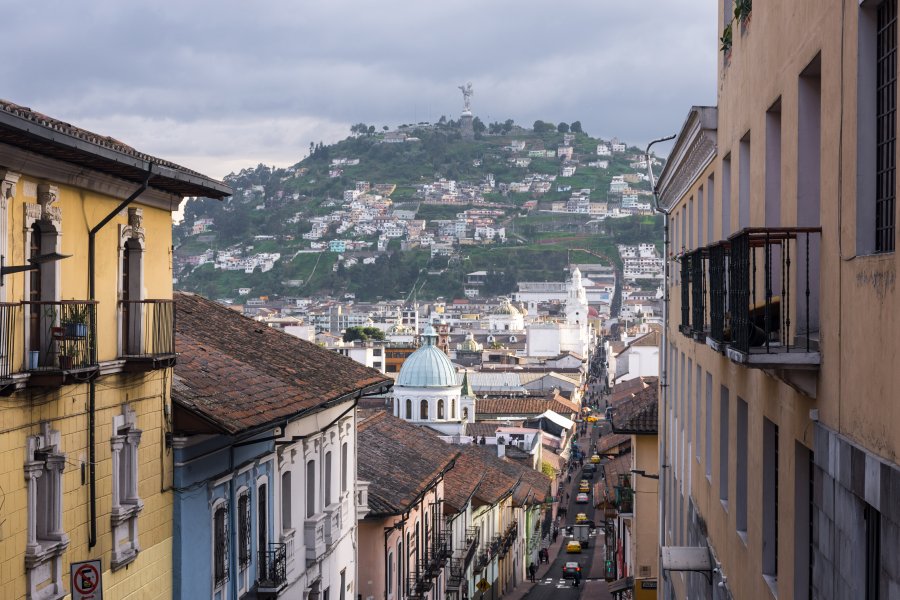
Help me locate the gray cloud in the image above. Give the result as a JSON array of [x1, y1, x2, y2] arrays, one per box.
[[6, 0, 717, 179]]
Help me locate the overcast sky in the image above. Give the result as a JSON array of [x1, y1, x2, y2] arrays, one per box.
[[6, 0, 717, 180]]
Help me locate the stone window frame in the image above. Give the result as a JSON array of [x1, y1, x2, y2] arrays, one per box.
[[110, 405, 143, 570], [212, 497, 229, 594], [236, 485, 252, 595], [25, 422, 68, 600]]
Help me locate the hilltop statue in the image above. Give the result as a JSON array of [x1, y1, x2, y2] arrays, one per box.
[[458, 82, 474, 114]]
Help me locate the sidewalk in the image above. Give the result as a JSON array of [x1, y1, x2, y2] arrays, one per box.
[[500, 534, 565, 600]]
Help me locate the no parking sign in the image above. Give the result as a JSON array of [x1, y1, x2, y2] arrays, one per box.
[[71, 559, 103, 600]]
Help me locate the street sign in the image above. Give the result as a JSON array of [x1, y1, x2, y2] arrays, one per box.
[[476, 578, 491, 593], [71, 559, 103, 600]]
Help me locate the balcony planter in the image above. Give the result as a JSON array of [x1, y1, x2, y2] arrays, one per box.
[[28, 351, 39, 370], [58, 355, 75, 370]]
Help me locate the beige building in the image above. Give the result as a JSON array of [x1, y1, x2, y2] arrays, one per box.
[[656, 2, 900, 599]]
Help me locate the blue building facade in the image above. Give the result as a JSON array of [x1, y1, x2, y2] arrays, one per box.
[[172, 434, 280, 600]]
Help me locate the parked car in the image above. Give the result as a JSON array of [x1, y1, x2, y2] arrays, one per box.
[[576, 492, 589, 503], [562, 561, 582, 578], [566, 540, 582, 554]]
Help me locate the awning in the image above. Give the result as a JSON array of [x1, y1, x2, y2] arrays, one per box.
[[661, 546, 713, 573], [538, 410, 575, 430]]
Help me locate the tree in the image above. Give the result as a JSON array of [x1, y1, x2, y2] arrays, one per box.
[[383, 125, 389, 131], [557, 122, 570, 133], [570, 121, 583, 134], [368, 125, 376, 135], [473, 117, 486, 134], [343, 326, 386, 343], [502, 119, 515, 134]]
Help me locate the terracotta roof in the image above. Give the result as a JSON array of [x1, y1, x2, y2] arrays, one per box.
[[594, 454, 632, 505], [357, 412, 459, 517], [611, 385, 659, 434], [609, 376, 654, 405], [444, 445, 551, 513], [0, 99, 231, 199], [476, 394, 579, 418], [625, 329, 661, 348], [173, 292, 391, 434], [596, 433, 632, 455]]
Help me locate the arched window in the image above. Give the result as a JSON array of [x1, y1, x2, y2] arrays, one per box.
[[420, 400, 428, 420], [405, 399, 412, 419], [462, 407, 469, 422], [324, 451, 333, 506], [305, 460, 316, 518], [450, 399, 456, 419], [281, 471, 292, 530], [341, 442, 348, 493], [437, 399, 444, 419]]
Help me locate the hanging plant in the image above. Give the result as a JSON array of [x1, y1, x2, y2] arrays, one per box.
[[734, 0, 752, 23], [720, 23, 733, 53]]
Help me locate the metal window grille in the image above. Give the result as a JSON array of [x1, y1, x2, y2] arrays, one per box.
[[680, 256, 691, 336], [214, 505, 229, 587], [708, 243, 728, 344], [238, 494, 251, 567], [690, 250, 707, 335], [877, 0, 897, 252]]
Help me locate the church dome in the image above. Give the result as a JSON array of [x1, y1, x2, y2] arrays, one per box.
[[397, 326, 458, 387], [459, 332, 482, 352], [493, 298, 521, 316]]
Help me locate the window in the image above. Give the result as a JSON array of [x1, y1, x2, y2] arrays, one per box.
[[876, 0, 897, 252], [437, 399, 445, 419], [707, 175, 715, 243], [762, 418, 778, 584], [373, 348, 382, 356], [258, 481, 268, 558], [695, 364, 702, 463], [865, 503, 881, 600], [110, 405, 142, 569], [325, 451, 333, 506], [719, 386, 730, 506], [793, 444, 813, 600], [341, 442, 348, 493], [420, 399, 428, 420], [25, 422, 67, 599], [739, 133, 751, 229], [697, 186, 704, 246], [213, 502, 229, 589], [722, 155, 732, 236], [387, 551, 394, 597], [736, 397, 748, 537], [373, 361, 382, 369], [119, 207, 145, 356], [340, 569, 346, 600], [765, 99, 783, 227], [405, 399, 412, 419], [306, 460, 316, 518], [705, 372, 712, 479], [450, 398, 456, 419], [282, 471, 293, 529], [462, 407, 469, 422], [238, 490, 252, 591]]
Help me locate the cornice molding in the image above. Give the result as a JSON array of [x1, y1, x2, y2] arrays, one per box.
[[0, 142, 185, 212], [656, 106, 718, 211]]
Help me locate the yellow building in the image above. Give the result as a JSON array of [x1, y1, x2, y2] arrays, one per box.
[[0, 99, 229, 599], [656, 2, 900, 599]]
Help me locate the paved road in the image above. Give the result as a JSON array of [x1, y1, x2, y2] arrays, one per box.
[[522, 419, 609, 600]]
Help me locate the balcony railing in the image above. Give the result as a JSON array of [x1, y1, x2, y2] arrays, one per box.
[[679, 254, 690, 336], [256, 543, 287, 593], [726, 227, 822, 367], [24, 301, 98, 377], [0, 303, 19, 384], [690, 248, 708, 338], [707, 241, 729, 350], [119, 299, 175, 368]]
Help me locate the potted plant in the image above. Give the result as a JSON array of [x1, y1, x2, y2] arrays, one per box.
[[64, 304, 89, 338]]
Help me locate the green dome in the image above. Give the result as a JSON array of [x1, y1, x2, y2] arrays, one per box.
[[397, 326, 458, 388]]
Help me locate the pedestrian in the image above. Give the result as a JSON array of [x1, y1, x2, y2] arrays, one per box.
[[552, 528, 559, 543], [528, 562, 537, 582], [573, 570, 581, 588]]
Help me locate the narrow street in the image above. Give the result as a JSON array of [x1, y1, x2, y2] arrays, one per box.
[[520, 416, 612, 600]]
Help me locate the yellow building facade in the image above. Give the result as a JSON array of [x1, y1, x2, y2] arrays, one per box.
[[656, 2, 900, 599], [0, 100, 229, 599]]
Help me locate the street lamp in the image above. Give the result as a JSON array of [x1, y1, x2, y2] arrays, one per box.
[[0, 252, 71, 286]]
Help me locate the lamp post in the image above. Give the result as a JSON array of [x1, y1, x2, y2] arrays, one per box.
[[0, 252, 71, 286]]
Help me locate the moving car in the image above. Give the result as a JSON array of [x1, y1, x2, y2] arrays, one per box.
[[579, 481, 590, 492], [576, 492, 589, 503], [562, 561, 582, 578], [575, 512, 589, 523], [586, 415, 600, 422], [566, 540, 582, 554], [590, 454, 601, 464]]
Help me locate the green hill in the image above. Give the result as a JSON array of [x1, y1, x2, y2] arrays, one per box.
[[174, 121, 663, 301]]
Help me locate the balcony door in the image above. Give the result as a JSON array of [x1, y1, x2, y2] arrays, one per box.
[[120, 239, 143, 356]]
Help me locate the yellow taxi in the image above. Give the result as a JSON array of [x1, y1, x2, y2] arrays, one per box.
[[579, 481, 590, 493], [575, 512, 589, 523], [590, 454, 601, 464], [566, 540, 582, 553], [586, 415, 600, 423]]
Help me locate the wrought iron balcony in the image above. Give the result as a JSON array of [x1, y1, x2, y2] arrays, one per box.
[[0, 302, 20, 394], [24, 300, 98, 386], [255, 543, 287, 597], [725, 227, 822, 368], [119, 299, 176, 370], [706, 241, 730, 352], [689, 248, 708, 339], [679, 254, 691, 336]]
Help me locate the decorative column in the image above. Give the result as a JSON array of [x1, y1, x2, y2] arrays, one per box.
[[0, 170, 19, 302], [126, 428, 142, 504], [110, 435, 124, 511], [23, 462, 43, 556]]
